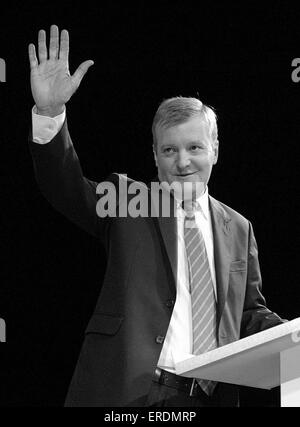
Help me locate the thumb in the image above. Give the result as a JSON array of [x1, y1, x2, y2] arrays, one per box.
[[71, 60, 94, 90]]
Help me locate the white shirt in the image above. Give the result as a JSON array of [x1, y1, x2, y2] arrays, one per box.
[[31, 105, 66, 144], [31, 106, 217, 374], [157, 190, 217, 372]]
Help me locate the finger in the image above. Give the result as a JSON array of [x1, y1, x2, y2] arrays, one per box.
[[71, 60, 94, 89], [38, 29, 47, 63], [59, 29, 69, 61], [28, 44, 38, 69], [49, 24, 59, 60]]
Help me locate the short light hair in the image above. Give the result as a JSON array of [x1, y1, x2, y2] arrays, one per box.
[[152, 96, 218, 152]]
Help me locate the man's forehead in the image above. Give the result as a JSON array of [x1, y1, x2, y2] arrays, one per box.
[[156, 117, 211, 144]]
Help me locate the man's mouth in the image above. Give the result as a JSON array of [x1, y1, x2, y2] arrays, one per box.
[[175, 172, 197, 177]]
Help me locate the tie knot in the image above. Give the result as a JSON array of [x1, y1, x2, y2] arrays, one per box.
[[182, 200, 199, 217]]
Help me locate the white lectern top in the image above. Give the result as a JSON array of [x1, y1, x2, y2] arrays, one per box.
[[175, 318, 300, 389]]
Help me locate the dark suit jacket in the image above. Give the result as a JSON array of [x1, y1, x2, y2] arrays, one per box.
[[28, 119, 284, 407]]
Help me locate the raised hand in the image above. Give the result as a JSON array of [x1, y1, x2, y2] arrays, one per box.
[[28, 24, 94, 117]]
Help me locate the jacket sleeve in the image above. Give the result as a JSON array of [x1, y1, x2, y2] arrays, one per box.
[[240, 221, 286, 338], [28, 117, 113, 242]]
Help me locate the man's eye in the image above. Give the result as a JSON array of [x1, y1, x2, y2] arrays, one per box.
[[190, 145, 201, 151], [163, 147, 175, 154]]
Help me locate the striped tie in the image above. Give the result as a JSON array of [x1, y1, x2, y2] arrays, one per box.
[[183, 201, 218, 396]]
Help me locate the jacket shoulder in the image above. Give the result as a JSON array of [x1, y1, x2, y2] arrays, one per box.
[[209, 196, 250, 228]]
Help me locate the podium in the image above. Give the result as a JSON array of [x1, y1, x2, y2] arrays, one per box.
[[175, 318, 300, 407]]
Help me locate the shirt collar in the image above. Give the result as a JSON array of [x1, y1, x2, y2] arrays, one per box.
[[175, 186, 209, 221], [195, 186, 209, 220]]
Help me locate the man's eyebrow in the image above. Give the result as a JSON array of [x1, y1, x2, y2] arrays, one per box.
[[160, 139, 206, 147], [160, 142, 176, 148], [188, 139, 205, 144]]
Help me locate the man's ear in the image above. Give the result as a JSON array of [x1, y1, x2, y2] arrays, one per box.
[[153, 145, 158, 167], [213, 139, 219, 165]]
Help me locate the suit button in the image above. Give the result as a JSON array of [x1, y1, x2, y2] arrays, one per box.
[[165, 299, 175, 308], [155, 335, 165, 344]]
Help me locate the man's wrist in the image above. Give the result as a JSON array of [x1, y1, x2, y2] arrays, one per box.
[[36, 105, 65, 118], [32, 104, 66, 144]]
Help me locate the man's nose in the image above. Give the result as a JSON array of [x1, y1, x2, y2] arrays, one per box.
[[176, 151, 191, 170]]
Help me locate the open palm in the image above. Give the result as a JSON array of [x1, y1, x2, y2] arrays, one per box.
[[28, 25, 94, 114]]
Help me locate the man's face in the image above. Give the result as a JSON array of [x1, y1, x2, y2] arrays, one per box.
[[153, 116, 218, 199]]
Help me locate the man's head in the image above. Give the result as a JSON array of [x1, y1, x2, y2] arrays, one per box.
[[152, 97, 219, 200]]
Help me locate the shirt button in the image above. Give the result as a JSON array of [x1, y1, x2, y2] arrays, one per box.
[[165, 299, 175, 308], [155, 335, 165, 344], [219, 331, 227, 339]]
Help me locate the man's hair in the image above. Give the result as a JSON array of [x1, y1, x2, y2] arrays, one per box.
[[152, 96, 218, 152]]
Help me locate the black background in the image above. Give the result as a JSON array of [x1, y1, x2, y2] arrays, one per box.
[[0, 1, 299, 407]]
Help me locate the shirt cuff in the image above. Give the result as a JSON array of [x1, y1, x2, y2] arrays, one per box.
[[32, 105, 66, 144]]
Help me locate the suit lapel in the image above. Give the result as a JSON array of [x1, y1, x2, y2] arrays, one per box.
[[147, 182, 232, 311], [149, 180, 177, 294], [156, 215, 177, 291], [209, 196, 232, 326]]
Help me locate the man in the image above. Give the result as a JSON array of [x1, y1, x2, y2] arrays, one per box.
[[28, 25, 285, 407]]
